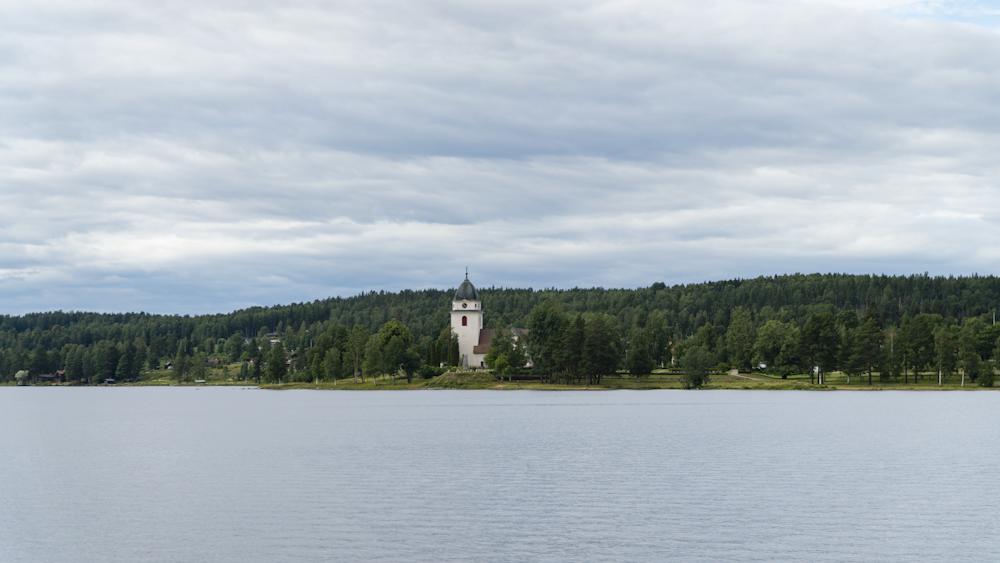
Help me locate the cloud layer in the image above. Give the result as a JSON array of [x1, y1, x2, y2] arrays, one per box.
[[1, 0, 999, 314]]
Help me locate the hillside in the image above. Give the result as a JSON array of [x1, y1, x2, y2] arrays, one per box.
[[3, 272, 1000, 383]]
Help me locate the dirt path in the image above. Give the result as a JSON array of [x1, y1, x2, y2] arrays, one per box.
[[729, 373, 766, 381]]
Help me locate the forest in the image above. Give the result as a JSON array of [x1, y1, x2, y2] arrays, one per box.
[[4, 272, 1000, 387]]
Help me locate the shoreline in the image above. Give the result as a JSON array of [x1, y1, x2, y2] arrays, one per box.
[[7, 371, 995, 392]]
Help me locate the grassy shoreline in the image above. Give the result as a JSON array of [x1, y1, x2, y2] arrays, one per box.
[[7, 365, 994, 391], [256, 370, 993, 391]]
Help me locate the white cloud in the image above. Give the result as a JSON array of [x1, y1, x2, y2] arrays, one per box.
[[915, 210, 985, 219], [1, 0, 1000, 314]]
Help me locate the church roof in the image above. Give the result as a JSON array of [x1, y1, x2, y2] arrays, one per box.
[[454, 276, 479, 301], [473, 329, 493, 354], [473, 328, 528, 355]]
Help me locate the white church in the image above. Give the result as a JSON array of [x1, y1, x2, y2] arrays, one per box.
[[450, 273, 527, 368]]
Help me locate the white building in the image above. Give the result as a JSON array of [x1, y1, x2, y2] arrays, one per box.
[[451, 274, 486, 367], [450, 274, 528, 368]]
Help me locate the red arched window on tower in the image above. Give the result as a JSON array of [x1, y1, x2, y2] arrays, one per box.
[[462, 316, 467, 326]]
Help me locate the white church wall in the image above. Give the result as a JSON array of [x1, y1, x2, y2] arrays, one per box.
[[451, 299, 483, 367]]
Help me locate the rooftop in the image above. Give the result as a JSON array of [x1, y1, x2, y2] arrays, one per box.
[[454, 275, 479, 301]]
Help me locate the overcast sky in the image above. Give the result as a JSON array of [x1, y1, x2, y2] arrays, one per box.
[[2, 0, 1000, 315]]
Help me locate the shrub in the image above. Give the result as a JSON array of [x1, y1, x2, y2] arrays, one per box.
[[419, 364, 446, 379], [978, 363, 995, 387]]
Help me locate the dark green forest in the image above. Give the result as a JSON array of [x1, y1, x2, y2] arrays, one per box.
[[5, 273, 1000, 386]]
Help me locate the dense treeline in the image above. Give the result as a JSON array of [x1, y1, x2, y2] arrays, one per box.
[[5, 273, 1000, 386]]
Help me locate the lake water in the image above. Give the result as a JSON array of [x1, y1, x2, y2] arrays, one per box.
[[2, 388, 999, 562]]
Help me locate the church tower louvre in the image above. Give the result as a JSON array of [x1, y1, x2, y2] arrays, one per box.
[[451, 272, 484, 367]]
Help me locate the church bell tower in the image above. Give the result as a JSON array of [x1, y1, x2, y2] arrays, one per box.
[[451, 271, 483, 367]]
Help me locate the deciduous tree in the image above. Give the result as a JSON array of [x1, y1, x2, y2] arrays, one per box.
[[362, 335, 382, 384], [726, 307, 755, 373], [934, 325, 958, 386], [681, 345, 713, 389], [625, 327, 654, 382], [582, 314, 619, 385], [753, 320, 800, 378], [347, 326, 370, 384], [959, 322, 981, 385]]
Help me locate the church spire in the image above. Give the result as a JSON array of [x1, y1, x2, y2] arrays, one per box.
[[454, 270, 479, 301]]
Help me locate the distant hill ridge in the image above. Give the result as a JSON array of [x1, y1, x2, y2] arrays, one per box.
[[2, 273, 998, 356]]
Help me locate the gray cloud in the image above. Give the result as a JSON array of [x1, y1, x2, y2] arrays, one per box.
[[1, 0, 999, 314]]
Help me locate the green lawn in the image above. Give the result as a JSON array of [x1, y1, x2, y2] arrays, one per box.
[[22, 362, 996, 391]]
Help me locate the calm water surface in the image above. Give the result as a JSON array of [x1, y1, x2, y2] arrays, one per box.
[[2, 388, 999, 562]]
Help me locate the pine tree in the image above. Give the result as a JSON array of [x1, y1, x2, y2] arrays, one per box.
[[132, 342, 146, 379], [266, 341, 287, 383], [856, 318, 883, 386], [102, 346, 121, 381], [427, 341, 439, 368], [856, 302, 884, 386], [122, 342, 137, 380], [174, 353, 188, 384], [800, 312, 838, 385], [115, 355, 129, 382], [325, 347, 341, 383], [67, 347, 85, 382], [526, 301, 566, 381], [29, 346, 47, 377], [251, 356, 263, 383]]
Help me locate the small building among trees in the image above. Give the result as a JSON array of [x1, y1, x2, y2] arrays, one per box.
[[37, 370, 64, 383]]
